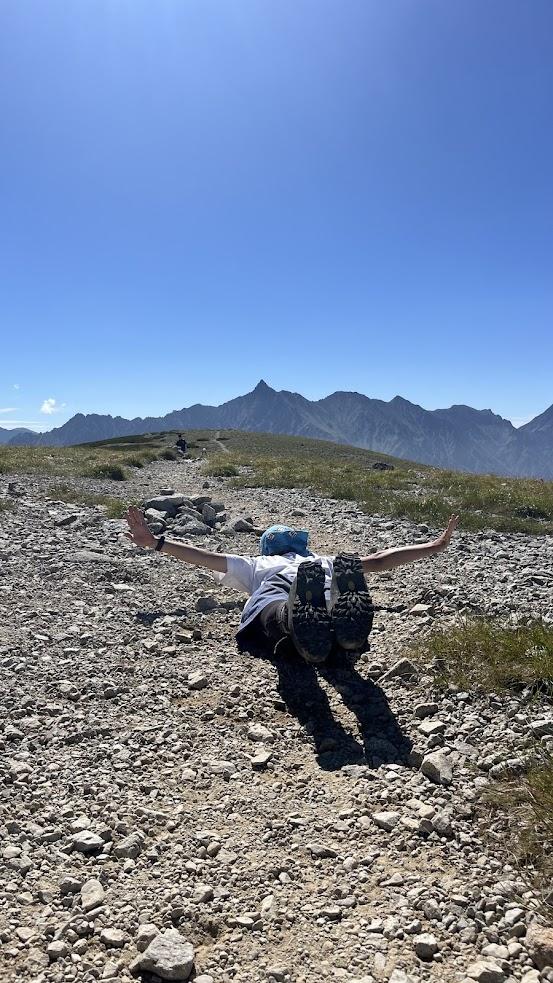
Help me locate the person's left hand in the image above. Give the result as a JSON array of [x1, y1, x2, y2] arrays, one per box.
[[435, 514, 459, 550]]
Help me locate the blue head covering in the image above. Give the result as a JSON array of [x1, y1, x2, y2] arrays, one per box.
[[260, 524, 310, 557]]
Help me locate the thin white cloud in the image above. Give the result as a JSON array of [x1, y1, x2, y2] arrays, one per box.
[[13, 383, 20, 390], [40, 397, 66, 415], [0, 407, 18, 414], [0, 421, 46, 430]]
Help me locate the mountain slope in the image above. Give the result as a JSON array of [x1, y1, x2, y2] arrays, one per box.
[[7, 381, 553, 479]]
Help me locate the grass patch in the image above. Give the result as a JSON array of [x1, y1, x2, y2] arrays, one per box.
[[47, 482, 136, 518], [200, 431, 553, 536], [204, 455, 239, 477], [86, 463, 128, 481], [410, 618, 553, 695], [0, 499, 14, 512], [481, 751, 553, 915], [3, 428, 553, 534]]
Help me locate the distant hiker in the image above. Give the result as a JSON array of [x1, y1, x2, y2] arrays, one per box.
[[125, 508, 459, 665], [175, 434, 187, 456]]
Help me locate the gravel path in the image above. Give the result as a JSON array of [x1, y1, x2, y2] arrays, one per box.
[[1, 457, 552, 983]]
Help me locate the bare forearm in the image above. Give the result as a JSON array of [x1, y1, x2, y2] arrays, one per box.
[[155, 538, 228, 573], [363, 540, 443, 573]]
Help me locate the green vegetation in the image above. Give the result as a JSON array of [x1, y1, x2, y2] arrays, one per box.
[[410, 618, 553, 695], [2, 427, 553, 534], [481, 752, 553, 914], [0, 429, 208, 479], [86, 462, 128, 481], [205, 458, 239, 477], [47, 482, 137, 519], [202, 430, 553, 536], [0, 499, 14, 513]]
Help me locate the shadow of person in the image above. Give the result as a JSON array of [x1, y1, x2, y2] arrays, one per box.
[[241, 640, 412, 772], [319, 655, 413, 769]]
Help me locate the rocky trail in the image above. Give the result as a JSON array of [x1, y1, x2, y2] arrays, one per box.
[[1, 457, 553, 983]]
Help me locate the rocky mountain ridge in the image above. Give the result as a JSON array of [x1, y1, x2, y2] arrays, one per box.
[[5, 381, 553, 479]]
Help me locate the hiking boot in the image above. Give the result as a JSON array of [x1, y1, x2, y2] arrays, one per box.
[[287, 560, 332, 665], [329, 552, 374, 651]]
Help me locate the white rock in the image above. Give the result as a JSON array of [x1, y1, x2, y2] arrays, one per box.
[[372, 811, 400, 832], [247, 722, 274, 742], [421, 751, 453, 785], [70, 830, 104, 854], [129, 929, 195, 980], [188, 669, 208, 690], [466, 960, 506, 983], [81, 877, 105, 912]]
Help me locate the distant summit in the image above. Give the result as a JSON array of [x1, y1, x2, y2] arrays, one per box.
[[0, 426, 33, 445], [7, 381, 553, 479]]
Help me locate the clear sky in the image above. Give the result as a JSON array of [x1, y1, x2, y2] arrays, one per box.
[[1, 0, 552, 432]]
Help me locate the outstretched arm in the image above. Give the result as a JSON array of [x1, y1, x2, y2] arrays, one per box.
[[361, 515, 459, 573], [125, 506, 228, 574]]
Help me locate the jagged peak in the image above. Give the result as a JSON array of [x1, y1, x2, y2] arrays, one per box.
[[253, 379, 273, 393]]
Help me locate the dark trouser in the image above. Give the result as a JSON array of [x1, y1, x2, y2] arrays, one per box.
[[249, 600, 289, 649]]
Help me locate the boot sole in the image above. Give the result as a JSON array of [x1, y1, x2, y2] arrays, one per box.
[[289, 561, 332, 665], [331, 552, 373, 651]]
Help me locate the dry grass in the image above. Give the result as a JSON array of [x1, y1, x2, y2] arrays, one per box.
[[481, 751, 553, 916], [409, 618, 553, 695], [47, 483, 137, 519], [203, 431, 553, 536], [3, 428, 553, 534], [0, 430, 207, 480]]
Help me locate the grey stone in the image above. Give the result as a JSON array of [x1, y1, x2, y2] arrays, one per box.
[[195, 596, 219, 612], [414, 932, 439, 959], [526, 924, 553, 969], [100, 927, 128, 948], [70, 830, 104, 854], [372, 811, 400, 832], [136, 923, 159, 951], [188, 669, 208, 689], [415, 702, 439, 718], [466, 960, 506, 983], [130, 929, 195, 980], [421, 751, 453, 785], [192, 883, 214, 903], [202, 503, 217, 525], [81, 878, 105, 912], [380, 658, 418, 682], [251, 749, 273, 770], [307, 842, 337, 858], [113, 831, 143, 859], [531, 718, 553, 738], [247, 722, 274, 742], [129, 928, 194, 980], [173, 520, 211, 536], [144, 495, 191, 516], [419, 719, 446, 736], [47, 940, 69, 961], [231, 517, 254, 532]]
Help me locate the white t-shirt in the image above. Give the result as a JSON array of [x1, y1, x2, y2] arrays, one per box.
[[214, 552, 334, 635]]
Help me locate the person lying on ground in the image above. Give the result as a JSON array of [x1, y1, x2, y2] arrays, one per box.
[[125, 508, 459, 665]]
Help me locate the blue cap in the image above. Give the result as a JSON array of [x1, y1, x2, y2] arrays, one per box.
[[259, 525, 310, 557]]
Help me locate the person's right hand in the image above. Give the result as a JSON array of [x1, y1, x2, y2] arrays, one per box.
[[125, 506, 156, 548]]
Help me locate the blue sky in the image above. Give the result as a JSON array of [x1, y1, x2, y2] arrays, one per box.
[[1, 0, 552, 432]]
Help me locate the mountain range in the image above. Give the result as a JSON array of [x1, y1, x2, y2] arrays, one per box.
[[4, 381, 553, 479]]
